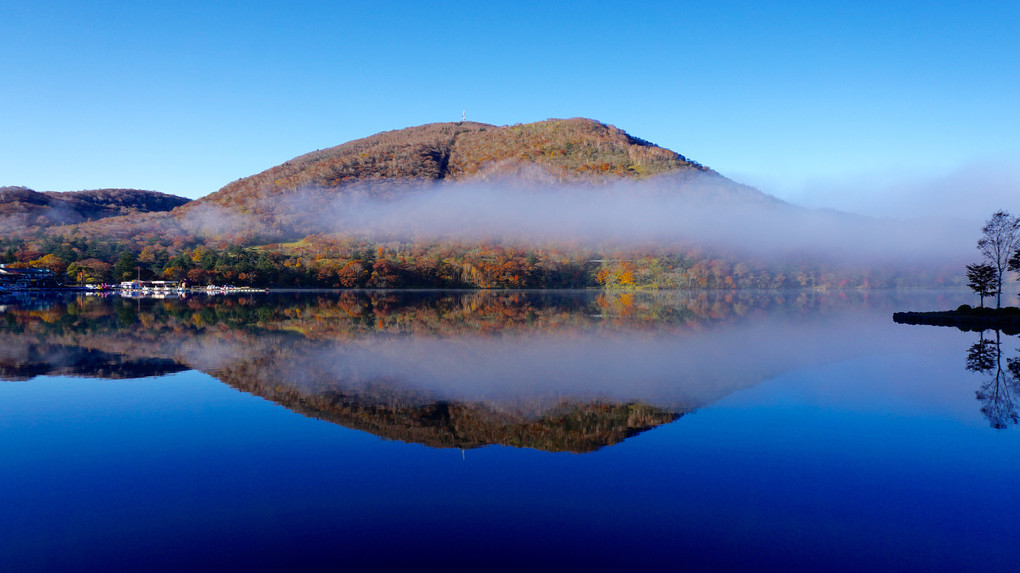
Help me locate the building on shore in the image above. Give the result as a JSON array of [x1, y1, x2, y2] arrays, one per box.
[[0, 265, 61, 289]]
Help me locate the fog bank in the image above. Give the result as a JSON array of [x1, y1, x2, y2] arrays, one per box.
[[267, 173, 977, 267]]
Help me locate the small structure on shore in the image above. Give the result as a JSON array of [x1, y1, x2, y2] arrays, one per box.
[[118, 280, 185, 291], [0, 265, 61, 289]]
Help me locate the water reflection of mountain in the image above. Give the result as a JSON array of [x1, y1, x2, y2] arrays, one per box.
[[0, 290, 912, 450], [226, 373, 681, 452], [0, 339, 186, 381]]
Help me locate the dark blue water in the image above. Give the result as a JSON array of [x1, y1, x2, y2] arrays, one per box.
[[1, 290, 1018, 571]]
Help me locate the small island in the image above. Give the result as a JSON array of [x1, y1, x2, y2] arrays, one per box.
[[893, 305, 1020, 335], [896, 210, 1020, 335]]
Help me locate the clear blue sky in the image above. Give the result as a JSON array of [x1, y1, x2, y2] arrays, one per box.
[[2, 0, 1018, 214]]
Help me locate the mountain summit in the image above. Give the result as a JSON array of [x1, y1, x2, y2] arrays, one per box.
[[194, 117, 728, 213]]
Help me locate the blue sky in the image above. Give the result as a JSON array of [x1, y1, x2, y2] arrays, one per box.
[[2, 0, 1018, 215]]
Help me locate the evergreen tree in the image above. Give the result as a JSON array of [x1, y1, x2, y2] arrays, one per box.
[[113, 251, 138, 282], [966, 262, 997, 308]]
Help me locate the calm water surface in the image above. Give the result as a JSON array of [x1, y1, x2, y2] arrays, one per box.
[[1, 289, 1018, 571]]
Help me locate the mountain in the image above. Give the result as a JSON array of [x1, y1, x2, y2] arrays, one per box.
[[63, 117, 782, 244], [0, 186, 190, 232]]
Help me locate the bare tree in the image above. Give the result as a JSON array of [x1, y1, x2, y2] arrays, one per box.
[[977, 210, 1020, 308]]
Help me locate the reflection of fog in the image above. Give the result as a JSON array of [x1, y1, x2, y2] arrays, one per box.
[[0, 289, 978, 448], [0, 289, 936, 408], [966, 330, 1020, 429], [223, 318, 861, 414], [0, 339, 187, 381]]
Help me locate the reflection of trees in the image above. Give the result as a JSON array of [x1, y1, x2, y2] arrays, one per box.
[[967, 334, 998, 374], [0, 290, 882, 342], [966, 330, 1020, 429], [1001, 357, 1020, 428]]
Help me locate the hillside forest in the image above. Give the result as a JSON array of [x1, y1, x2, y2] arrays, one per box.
[[0, 231, 957, 290]]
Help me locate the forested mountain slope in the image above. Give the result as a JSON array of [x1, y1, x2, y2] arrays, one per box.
[[0, 186, 190, 231]]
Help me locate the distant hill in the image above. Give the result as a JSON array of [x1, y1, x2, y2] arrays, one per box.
[[0, 186, 190, 231]]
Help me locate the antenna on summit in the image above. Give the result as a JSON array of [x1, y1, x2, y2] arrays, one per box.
[[462, 110, 466, 122]]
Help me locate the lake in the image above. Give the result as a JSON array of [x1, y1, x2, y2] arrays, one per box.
[[1, 289, 1018, 571]]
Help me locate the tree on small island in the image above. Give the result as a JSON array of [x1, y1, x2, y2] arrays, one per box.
[[977, 210, 1020, 309], [966, 262, 998, 308], [1007, 249, 1020, 295]]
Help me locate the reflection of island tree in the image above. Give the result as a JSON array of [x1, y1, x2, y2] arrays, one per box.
[[1001, 355, 1020, 428], [966, 332, 999, 373], [966, 329, 1020, 429]]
